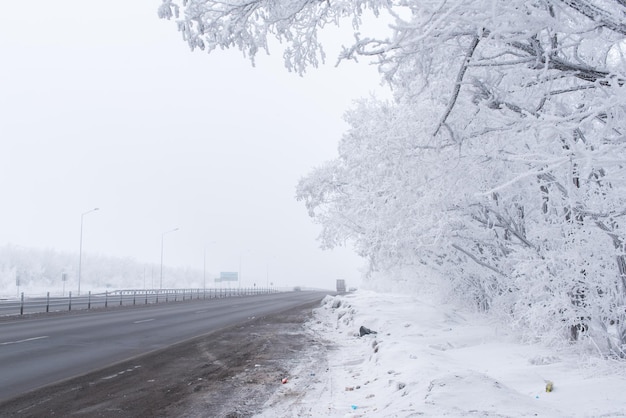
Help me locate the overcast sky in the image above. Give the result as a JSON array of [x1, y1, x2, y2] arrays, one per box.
[[0, 1, 387, 290]]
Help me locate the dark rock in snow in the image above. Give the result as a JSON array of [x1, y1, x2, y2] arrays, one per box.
[[359, 326, 377, 337]]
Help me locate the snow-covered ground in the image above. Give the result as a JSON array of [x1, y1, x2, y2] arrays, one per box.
[[257, 290, 626, 417]]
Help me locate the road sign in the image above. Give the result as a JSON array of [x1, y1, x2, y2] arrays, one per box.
[[215, 272, 238, 282]]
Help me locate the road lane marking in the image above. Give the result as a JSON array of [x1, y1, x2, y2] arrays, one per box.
[[0, 336, 49, 346], [102, 365, 142, 380], [133, 319, 155, 324]]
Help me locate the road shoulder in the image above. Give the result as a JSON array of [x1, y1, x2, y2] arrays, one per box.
[[0, 301, 323, 417]]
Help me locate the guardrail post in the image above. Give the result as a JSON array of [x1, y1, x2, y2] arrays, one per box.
[[20, 292, 24, 315], [156, 290, 159, 304], [46, 292, 50, 313], [145, 290, 148, 305], [105, 290, 108, 308], [88, 291, 91, 310], [69, 291, 72, 311], [120, 292, 123, 306], [166, 291, 168, 303], [133, 290, 136, 306]]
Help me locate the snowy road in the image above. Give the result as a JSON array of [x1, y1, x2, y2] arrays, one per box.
[[0, 291, 327, 402]]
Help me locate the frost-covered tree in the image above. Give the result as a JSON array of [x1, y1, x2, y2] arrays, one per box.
[[160, 0, 626, 355]]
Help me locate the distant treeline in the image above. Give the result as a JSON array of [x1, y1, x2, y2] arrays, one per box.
[[0, 245, 205, 297]]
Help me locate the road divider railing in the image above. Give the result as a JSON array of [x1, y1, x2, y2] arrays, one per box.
[[0, 287, 278, 317]]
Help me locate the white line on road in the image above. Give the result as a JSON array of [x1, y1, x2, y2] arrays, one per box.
[[0, 336, 49, 346], [133, 319, 155, 324]]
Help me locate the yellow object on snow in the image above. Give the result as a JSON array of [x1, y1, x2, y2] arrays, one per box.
[[545, 381, 554, 392]]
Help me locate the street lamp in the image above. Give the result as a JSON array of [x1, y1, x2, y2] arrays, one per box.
[[266, 255, 276, 290], [160, 227, 179, 289], [203, 243, 215, 292], [78, 207, 99, 296], [238, 249, 252, 288]]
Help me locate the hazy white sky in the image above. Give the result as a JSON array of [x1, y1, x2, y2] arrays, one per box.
[[0, 1, 387, 289]]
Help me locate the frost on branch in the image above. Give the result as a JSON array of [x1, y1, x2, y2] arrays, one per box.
[[158, 0, 391, 74]]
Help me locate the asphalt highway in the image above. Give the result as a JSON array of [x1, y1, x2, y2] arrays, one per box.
[[0, 290, 328, 402]]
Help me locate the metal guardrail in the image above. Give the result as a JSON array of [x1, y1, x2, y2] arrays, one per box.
[[0, 287, 277, 317]]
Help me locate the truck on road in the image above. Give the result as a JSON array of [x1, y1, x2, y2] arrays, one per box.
[[336, 279, 346, 293]]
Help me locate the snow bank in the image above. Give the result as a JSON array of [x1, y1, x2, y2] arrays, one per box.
[[257, 290, 626, 417]]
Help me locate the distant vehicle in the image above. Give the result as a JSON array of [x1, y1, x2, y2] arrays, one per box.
[[293, 286, 302, 291], [336, 279, 346, 293]]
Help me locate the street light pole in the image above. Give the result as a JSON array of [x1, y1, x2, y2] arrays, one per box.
[[160, 227, 179, 289], [238, 249, 252, 289], [203, 242, 216, 291], [78, 207, 99, 296]]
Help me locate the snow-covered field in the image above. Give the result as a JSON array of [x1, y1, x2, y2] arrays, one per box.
[[257, 290, 626, 417]]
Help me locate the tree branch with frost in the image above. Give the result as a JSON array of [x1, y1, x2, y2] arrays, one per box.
[[469, 206, 536, 250], [470, 78, 540, 117], [451, 244, 506, 277], [595, 219, 626, 292], [576, 207, 626, 219], [159, 0, 393, 74], [507, 38, 621, 85], [476, 158, 570, 197], [433, 34, 480, 139], [559, 0, 626, 35]]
